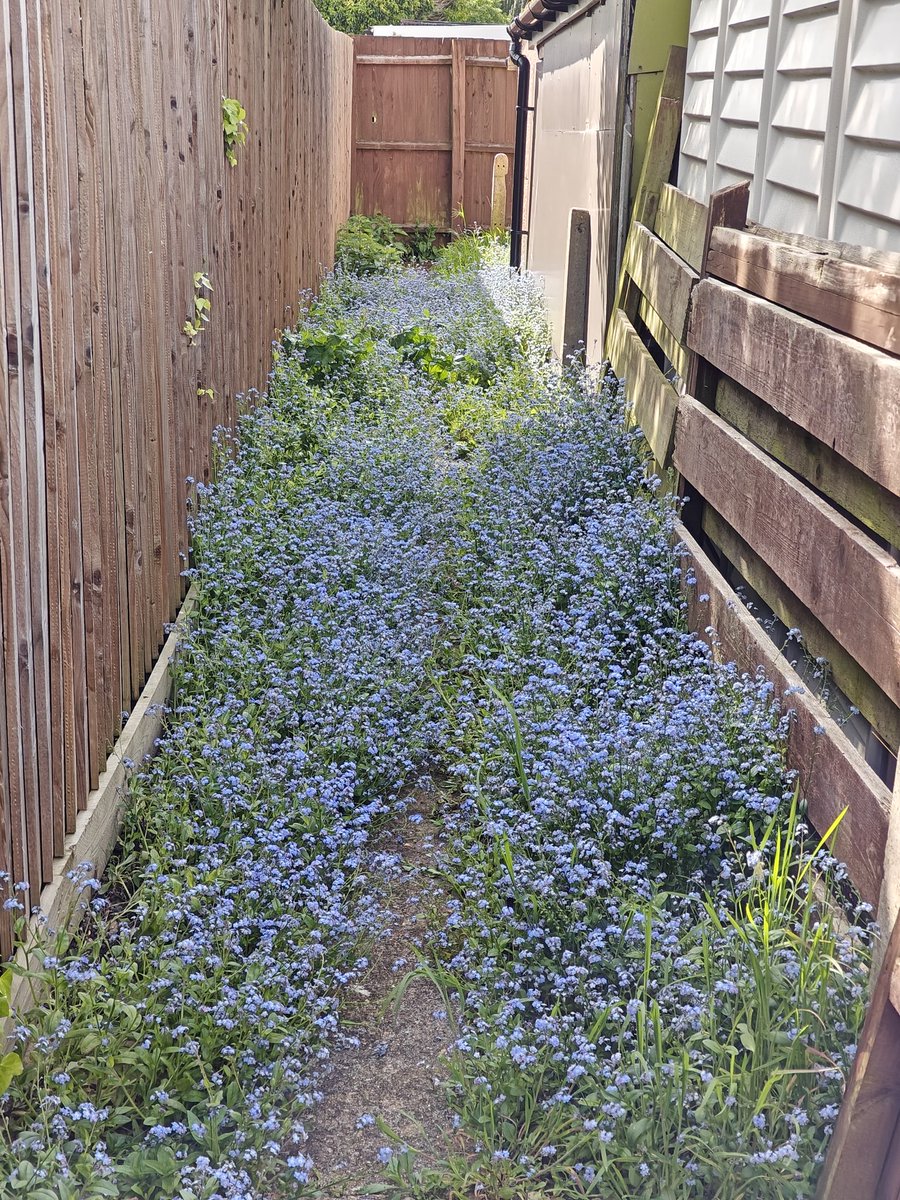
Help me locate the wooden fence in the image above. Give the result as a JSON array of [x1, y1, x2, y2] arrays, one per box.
[[0, 0, 353, 952], [351, 35, 517, 233], [606, 47, 900, 1198]]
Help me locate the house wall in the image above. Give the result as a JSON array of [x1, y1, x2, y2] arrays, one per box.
[[679, 0, 900, 248]]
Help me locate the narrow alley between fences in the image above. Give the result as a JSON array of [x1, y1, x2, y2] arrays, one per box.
[[0, 236, 869, 1199]]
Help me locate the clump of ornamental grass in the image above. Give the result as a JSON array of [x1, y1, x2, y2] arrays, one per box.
[[0, 233, 869, 1199]]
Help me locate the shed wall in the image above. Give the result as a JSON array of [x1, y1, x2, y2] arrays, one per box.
[[524, 0, 627, 361]]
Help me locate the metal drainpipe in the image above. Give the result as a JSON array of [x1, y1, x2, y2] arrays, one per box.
[[508, 35, 531, 272]]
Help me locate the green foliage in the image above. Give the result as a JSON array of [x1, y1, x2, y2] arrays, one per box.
[[183, 270, 212, 344], [314, 0, 431, 35], [0, 970, 23, 1098], [0, 253, 861, 1199], [279, 322, 375, 388], [436, 228, 509, 275], [404, 223, 438, 262], [335, 213, 405, 275], [440, 0, 509, 22], [390, 324, 493, 387], [221, 97, 248, 167], [387, 799, 866, 1200], [313, 0, 512, 33]]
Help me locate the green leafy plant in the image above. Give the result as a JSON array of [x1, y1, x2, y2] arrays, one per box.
[[183, 270, 212, 344], [404, 223, 438, 263], [279, 322, 375, 388], [436, 228, 508, 275], [390, 324, 493, 387], [0, 969, 23, 1097], [222, 97, 248, 167], [335, 213, 404, 275]]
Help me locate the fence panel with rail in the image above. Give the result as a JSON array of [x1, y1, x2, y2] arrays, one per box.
[[351, 35, 517, 235]]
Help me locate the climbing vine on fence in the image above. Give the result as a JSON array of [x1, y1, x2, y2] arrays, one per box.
[[221, 97, 248, 168]]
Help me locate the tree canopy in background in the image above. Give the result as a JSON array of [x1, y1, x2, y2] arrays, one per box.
[[317, 0, 512, 36]]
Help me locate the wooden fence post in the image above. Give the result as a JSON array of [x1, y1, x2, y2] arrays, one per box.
[[817, 899, 900, 1199], [451, 40, 466, 232], [684, 180, 750, 401]]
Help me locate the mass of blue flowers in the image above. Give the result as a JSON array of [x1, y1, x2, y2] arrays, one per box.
[[0, 242, 869, 1199]]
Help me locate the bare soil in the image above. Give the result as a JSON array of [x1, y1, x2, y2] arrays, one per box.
[[306, 792, 455, 1198]]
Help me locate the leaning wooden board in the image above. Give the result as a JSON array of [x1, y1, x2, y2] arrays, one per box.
[[607, 308, 679, 467]]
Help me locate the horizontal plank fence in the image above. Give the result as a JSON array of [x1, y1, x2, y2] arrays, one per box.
[[604, 44, 900, 1197], [351, 35, 517, 233], [602, 39, 900, 1190], [0, 0, 353, 953]]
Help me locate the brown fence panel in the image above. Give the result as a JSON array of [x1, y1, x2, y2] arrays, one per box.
[[0, 0, 353, 952], [352, 35, 516, 233]]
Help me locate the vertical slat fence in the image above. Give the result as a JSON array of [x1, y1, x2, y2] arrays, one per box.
[[0, 0, 353, 953], [351, 35, 517, 233]]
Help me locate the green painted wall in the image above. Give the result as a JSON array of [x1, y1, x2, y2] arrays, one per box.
[[627, 0, 691, 202]]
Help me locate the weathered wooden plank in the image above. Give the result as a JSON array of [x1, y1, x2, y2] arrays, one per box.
[[9, 0, 56, 885], [674, 395, 900, 710], [0, 21, 22, 935], [638, 292, 689, 381], [607, 44, 687, 340], [688, 278, 900, 498], [0, 609, 11, 956], [490, 152, 508, 231], [607, 308, 679, 467], [747, 221, 900, 277], [357, 140, 452, 152], [76, 0, 114, 786], [653, 183, 707, 272], [816, 907, 900, 1199], [703, 505, 900, 755], [715, 376, 900, 550], [37, 0, 74, 859], [356, 53, 453, 65], [613, 96, 683, 327], [58, 0, 90, 827], [707, 226, 900, 354], [625, 222, 698, 344], [0, 0, 43, 899], [677, 522, 891, 909]]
